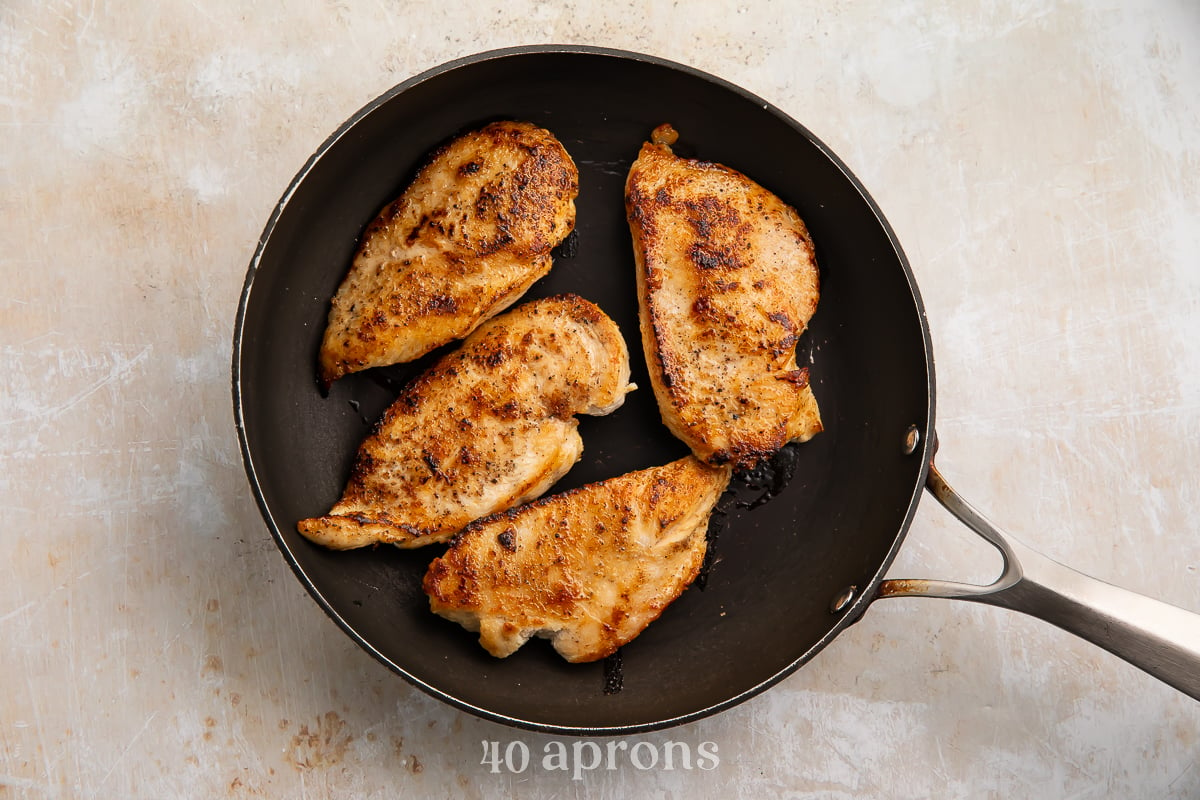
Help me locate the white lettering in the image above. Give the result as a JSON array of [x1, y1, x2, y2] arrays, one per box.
[[696, 741, 720, 770], [572, 741, 603, 781], [606, 739, 628, 770], [662, 740, 690, 770], [542, 741, 569, 771], [480, 740, 502, 773], [485, 737, 721, 774], [505, 740, 530, 773], [630, 741, 659, 770]]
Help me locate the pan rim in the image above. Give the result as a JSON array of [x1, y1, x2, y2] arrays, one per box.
[[231, 43, 937, 735]]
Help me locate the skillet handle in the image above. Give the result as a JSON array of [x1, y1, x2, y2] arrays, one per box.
[[877, 463, 1200, 701]]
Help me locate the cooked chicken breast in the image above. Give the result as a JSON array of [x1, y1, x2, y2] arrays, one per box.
[[625, 124, 823, 468], [423, 456, 731, 662], [318, 120, 579, 388], [297, 295, 633, 549]]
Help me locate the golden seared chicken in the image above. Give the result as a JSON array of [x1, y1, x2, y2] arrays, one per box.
[[318, 121, 579, 389], [297, 295, 633, 549], [424, 456, 731, 662], [626, 124, 822, 469]]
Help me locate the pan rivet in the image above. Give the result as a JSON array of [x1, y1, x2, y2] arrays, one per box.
[[830, 585, 857, 614], [903, 425, 920, 455]]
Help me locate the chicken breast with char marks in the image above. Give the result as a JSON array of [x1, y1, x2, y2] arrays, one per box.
[[424, 456, 732, 663], [298, 294, 633, 549], [319, 120, 579, 388], [626, 124, 822, 468]]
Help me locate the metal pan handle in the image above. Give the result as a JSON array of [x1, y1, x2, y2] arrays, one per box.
[[877, 461, 1200, 700]]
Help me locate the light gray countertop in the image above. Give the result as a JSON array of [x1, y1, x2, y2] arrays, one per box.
[[3, 1, 1198, 797]]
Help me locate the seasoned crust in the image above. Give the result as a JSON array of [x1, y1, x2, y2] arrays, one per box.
[[626, 128, 823, 468], [297, 294, 634, 550], [423, 456, 732, 662], [319, 120, 579, 388]]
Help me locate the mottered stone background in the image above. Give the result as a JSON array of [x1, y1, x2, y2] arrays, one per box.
[[2, 1, 1198, 797]]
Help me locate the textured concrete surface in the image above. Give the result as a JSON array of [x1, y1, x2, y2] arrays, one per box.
[[2, 1, 1198, 797]]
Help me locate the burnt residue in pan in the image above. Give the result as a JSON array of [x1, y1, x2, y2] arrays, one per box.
[[602, 649, 624, 695], [695, 490, 734, 590], [731, 442, 802, 510], [695, 443, 803, 589], [553, 227, 579, 259]]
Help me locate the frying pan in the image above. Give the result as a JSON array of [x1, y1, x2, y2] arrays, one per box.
[[232, 45, 1200, 734]]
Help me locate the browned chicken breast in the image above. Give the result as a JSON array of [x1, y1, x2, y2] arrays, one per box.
[[626, 124, 823, 468], [318, 120, 579, 389], [424, 456, 732, 662], [297, 295, 633, 549]]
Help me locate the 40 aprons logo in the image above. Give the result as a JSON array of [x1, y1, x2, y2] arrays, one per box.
[[481, 738, 719, 779]]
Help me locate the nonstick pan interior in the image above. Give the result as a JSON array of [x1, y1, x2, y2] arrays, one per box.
[[233, 45, 935, 733]]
